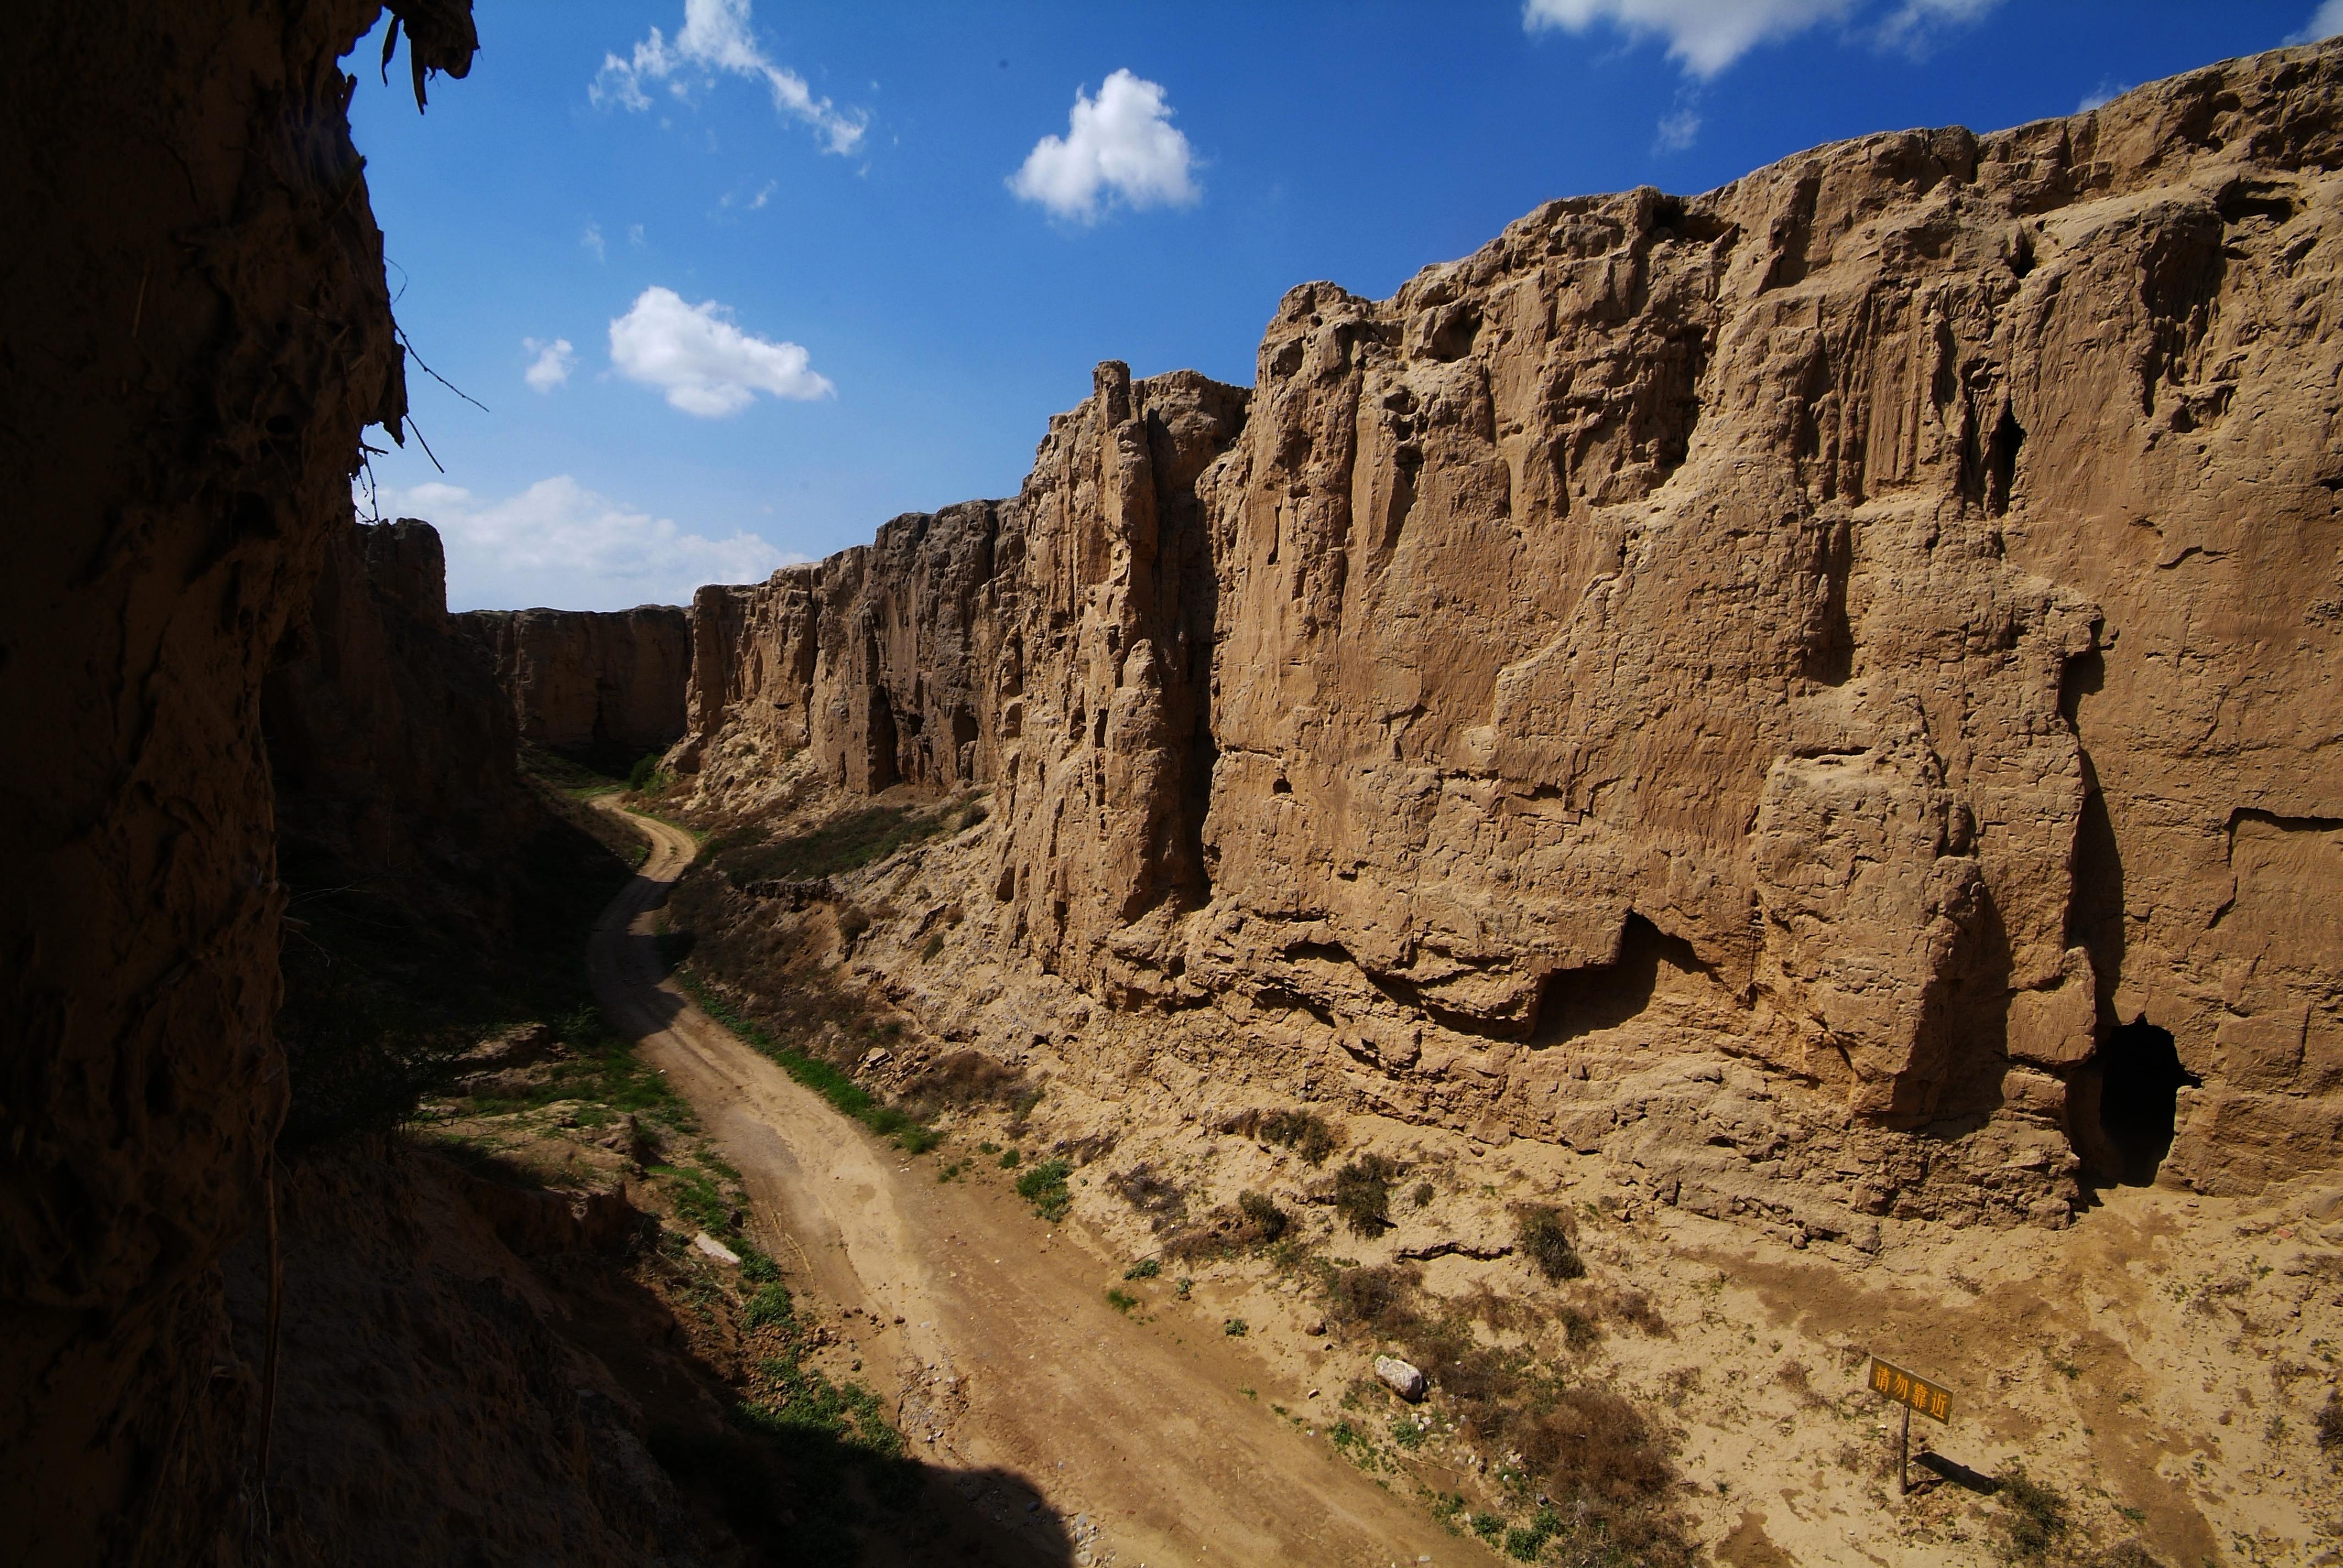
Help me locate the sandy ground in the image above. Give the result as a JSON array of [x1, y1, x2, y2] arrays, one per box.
[[594, 805, 1500, 1568], [598, 803, 2343, 1567]]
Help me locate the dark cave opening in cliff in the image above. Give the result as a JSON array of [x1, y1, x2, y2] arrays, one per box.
[[2091, 1017, 2199, 1185], [1530, 914, 1703, 1046]]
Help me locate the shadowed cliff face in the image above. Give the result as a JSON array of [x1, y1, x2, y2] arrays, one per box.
[[456, 603, 694, 768], [0, 4, 473, 1560], [676, 44, 2343, 1201], [268, 522, 538, 952]]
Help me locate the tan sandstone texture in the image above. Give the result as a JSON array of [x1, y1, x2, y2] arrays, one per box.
[[0, 4, 476, 1561], [458, 602, 693, 761], [671, 45, 2343, 1232]]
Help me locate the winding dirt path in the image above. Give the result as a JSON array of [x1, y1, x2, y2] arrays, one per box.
[[591, 804, 1487, 1568]]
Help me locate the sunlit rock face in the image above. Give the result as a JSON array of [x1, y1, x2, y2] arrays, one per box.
[[677, 43, 2343, 1207]]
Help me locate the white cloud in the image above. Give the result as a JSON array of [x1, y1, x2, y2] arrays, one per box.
[[1877, 0, 2001, 46], [1654, 104, 1702, 152], [592, 0, 866, 155], [2289, 1, 2343, 43], [522, 337, 576, 393], [1523, 0, 2001, 77], [378, 476, 800, 612], [1010, 70, 1200, 223], [582, 223, 606, 260], [2076, 79, 2132, 113], [608, 286, 833, 417]]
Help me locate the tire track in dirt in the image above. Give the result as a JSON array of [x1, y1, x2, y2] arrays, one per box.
[[591, 803, 1491, 1568]]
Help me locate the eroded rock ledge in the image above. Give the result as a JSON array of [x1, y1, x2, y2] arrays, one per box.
[[666, 45, 2343, 1220]]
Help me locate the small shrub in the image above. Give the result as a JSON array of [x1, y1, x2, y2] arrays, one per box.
[[1162, 1189, 1291, 1261], [1224, 1318, 1249, 1337], [1323, 1265, 1421, 1336], [1470, 1512, 1505, 1543], [1237, 1190, 1289, 1243], [1108, 1162, 1189, 1229], [1391, 1415, 1429, 1450], [1105, 1288, 1138, 1315], [1124, 1257, 1162, 1280], [1332, 1155, 1401, 1237], [999, 1148, 1022, 1169], [1559, 1305, 1601, 1351], [2318, 1389, 2343, 1460], [1516, 1204, 1585, 1282], [626, 753, 662, 792], [1016, 1158, 1072, 1222], [1995, 1466, 2068, 1562], [918, 931, 945, 961], [1412, 1179, 1435, 1208], [1258, 1109, 1342, 1166]]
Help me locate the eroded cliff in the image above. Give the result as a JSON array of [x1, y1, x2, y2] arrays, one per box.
[[673, 45, 2343, 1223], [459, 603, 694, 766], [0, 4, 475, 1559]]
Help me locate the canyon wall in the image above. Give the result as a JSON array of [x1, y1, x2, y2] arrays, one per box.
[[0, 4, 474, 1560], [678, 45, 2343, 1205], [267, 520, 538, 947], [457, 605, 693, 762]]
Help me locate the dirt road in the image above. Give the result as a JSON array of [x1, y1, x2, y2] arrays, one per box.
[[592, 804, 1487, 1568]]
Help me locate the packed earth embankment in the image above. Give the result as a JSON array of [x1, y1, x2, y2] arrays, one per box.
[[597, 802, 1500, 1566]]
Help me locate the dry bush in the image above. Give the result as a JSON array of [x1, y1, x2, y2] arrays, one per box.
[[1508, 1386, 1697, 1567], [1331, 1153, 1402, 1237], [1323, 1264, 1422, 1336], [1457, 1283, 1530, 1334], [1051, 1130, 1119, 1167], [900, 1049, 1023, 1117], [1107, 1163, 1190, 1231], [2319, 1387, 2343, 1461], [1602, 1285, 1668, 1337], [1316, 1261, 1699, 1565], [1220, 1106, 1344, 1166], [1514, 1203, 1584, 1282], [1163, 1190, 1289, 1260]]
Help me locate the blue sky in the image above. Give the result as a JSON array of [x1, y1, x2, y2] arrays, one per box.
[[351, 0, 2343, 611]]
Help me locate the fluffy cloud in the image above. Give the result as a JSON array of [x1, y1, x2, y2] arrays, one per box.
[[377, 476, 799, 612], [592, 0, 865, 155], [522, 337, 576, 393], [1523, 0, 2001, 77], [1010, 70, 1199, 223], [608, 287, 833, 417], [2290, 1, 2343, 43]]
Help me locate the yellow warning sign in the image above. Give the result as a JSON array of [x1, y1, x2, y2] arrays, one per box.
[[1867, 1355, 1953, 1424]]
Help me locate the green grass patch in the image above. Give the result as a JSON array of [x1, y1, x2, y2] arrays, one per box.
[[1105, 1288, 1138, 1315], [1015, 1157, 1072, 1222]]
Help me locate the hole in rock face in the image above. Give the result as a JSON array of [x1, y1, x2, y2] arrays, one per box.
[[2090, 1016, 2199, 1185], [1530, 914, 1704, 1046]]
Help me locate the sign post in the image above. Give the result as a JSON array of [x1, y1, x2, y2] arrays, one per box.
[[1865, 1355, 1953, 1496]]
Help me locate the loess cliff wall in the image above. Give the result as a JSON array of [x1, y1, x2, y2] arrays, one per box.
[[676, 45, 2343, 1214], [269, 520, 538, 948], [0, 4, 475, 1561], [457, 604, 693, 764]]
